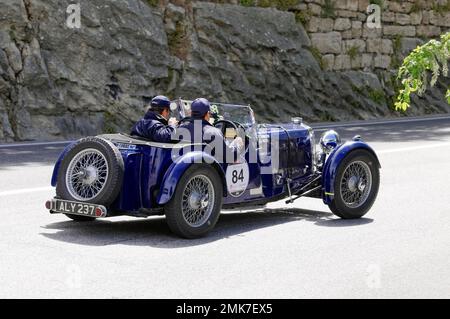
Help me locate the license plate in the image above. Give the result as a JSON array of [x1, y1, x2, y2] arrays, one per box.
[[47, 199, 107, 218]]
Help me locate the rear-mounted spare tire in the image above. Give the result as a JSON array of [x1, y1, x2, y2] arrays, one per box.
[[56, 137, 124, 217]]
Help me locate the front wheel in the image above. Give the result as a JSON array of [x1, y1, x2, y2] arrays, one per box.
[[164, 165, 223, 239], [328, 149, 380, 219]]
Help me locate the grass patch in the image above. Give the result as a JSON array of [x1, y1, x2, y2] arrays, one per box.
[[103, 111, 117, 134], [240, 0, 255, 6], [410, 0, 426, 13], [308, 47, 325, 70], [367, 88, 386, 105], [432, 2, 450, 15], [275, 0, 299, 11], [351, 85, 365, 95], [168, 21, 189, 60], [369, 0, 384, 8], [145, 0, 158, 7], [347, 46, 359, 61], [390, 35, 402, 69], [353, 84, 387, 106], [294, 9, 311, 25], [258, 0, 272, 8], [321, 0, 335, 18], [315, 110, 336, 122]]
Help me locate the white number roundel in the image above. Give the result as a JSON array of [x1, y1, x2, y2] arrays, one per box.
[[225, 163, 250, 197]]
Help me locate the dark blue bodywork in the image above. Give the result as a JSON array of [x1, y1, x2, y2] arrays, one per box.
[[51, 121, 379, 216]]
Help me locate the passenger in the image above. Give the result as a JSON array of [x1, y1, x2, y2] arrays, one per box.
[[131, 95, 177, 143], [178, 98, 244, 163]]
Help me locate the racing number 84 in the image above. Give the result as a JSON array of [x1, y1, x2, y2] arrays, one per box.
[[231, 168, 244, 184], [226, 163, 249, 197]]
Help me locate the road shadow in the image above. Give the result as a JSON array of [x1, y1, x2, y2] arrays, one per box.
[[40, 207, 373, 248]]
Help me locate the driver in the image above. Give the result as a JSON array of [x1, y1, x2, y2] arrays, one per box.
[[130, 95, 178, 143], [178, 98, 244, 163]]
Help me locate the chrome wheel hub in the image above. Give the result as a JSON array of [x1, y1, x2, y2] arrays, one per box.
[[188, 192, 209, 210], [347, 176, 358, 192], [83, 166, 98, 185]]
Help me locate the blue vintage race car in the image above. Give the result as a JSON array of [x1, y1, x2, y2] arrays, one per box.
[[45, 99, 380, 238]]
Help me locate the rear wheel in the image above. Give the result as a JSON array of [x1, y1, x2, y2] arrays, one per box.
[[56, 137, 124, 221], [329, 150, 380, 219], [164, 165, 223, 238]]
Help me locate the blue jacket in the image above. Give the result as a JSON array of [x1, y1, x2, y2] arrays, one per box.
[[177, 119, 241, 163], [130, 111, 175, 143]]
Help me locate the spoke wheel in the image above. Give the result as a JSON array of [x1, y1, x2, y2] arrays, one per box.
[[328, 150, 380, 219], [181, 175, 215, 227], [56, 137, 124, 221], [164, 165, 223, 238], [66, 149, 109, 201], [339, 161, 372, 209]]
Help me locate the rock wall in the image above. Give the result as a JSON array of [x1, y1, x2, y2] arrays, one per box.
[[0, 0, 449, 141], [301, 0, 450, 71]]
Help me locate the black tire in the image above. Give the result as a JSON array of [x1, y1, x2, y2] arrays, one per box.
[[56, 137, 124, 221], [328, 149, 380, 219], [164, 164, 223, 239]]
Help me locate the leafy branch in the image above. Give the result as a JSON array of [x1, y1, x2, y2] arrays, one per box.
[[395, 32, 450, 111]]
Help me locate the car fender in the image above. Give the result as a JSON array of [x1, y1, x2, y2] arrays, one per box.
[[157, 151, 226, 205], [322, 141, 381, 205], [50, 141, 77, 187]]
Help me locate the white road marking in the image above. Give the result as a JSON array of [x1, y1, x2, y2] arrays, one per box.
[[0, 186, 53, 197], [377, 142, 450, 155]]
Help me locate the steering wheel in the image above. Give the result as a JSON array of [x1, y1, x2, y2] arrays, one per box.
[[214, 119, 249, 132], [214, 120, 249, 153]]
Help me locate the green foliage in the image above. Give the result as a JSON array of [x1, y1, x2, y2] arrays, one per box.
[[168, 21, 188, 60], [294, 9, 311, 25], [432, 1, 450, 15], [368, 89, 386, 105], [351, 85, 364, 95], [347, 45, 359, 61], [254, 0, 299, 10], [308, 47, 325, 70], [275, 0, 299, 11], [258, 0, 272, 7], [395, 32, 450, 111], [316, 110, 335, 122], [146, 0, 158, 7], [369, 0, 384, 8], [321, 0, 335, 18], [410, 0, 426, 13], [240, 0, 255, 6], [103, 111, 116, 134], [390, 35, 403, 69]]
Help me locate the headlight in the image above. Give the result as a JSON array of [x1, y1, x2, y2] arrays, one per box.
[[319, 130, 341, 154]]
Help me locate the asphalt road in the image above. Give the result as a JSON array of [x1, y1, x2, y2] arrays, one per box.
[[0, 115, 449, 298]]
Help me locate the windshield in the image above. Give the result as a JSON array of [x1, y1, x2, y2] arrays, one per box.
[[170, 99, 256, 127]]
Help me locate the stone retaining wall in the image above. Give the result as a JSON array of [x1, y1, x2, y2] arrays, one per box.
[[301, 0, 450, 71]]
